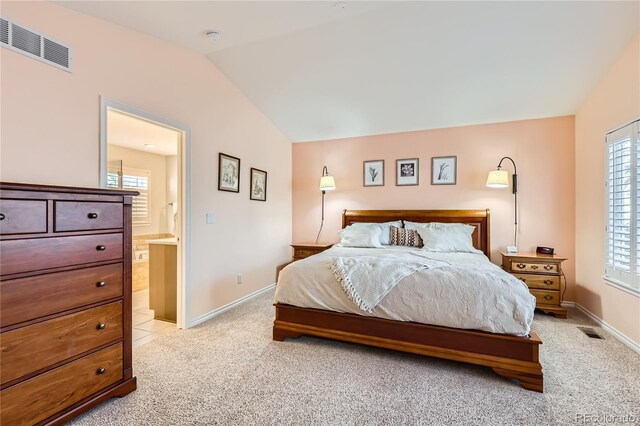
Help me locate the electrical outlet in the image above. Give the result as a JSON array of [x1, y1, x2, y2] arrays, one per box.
[[237, 273, 242, 284], [206, 213, 215, 224]]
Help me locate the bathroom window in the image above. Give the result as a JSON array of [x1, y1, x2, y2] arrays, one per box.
[[107, 167, 151, 226]]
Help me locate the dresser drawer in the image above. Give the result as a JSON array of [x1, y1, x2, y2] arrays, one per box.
[[509, 260, 558, 274], [1, 301, 122, 385], [0, 342, 123, 426], [0, 199, 47, 235], [54, 201, 123, 232], [512, 273, 560, 290], [0, 263, 123, 327], [530, 289, 560, 306], [0, 233, 123, 276]]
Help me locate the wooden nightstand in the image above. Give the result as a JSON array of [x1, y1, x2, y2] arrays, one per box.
[[501, 251, 567, 319], [291, 243, 332, 261]]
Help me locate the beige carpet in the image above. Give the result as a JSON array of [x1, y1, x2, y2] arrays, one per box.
[[71, 289, 640, 425]]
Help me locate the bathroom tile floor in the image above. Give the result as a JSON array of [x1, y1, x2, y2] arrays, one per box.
[[132, 289, 177, 348]]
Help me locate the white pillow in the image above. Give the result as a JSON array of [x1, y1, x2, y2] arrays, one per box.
[[416, 223, 482, 254], [337, 225, 383, 248], [404, 221, 475, 233], [350, 221, 402, 245], [404, 220, 430, 230]]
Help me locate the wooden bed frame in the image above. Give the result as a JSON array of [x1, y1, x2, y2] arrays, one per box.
[[274, 209, 543, 392]]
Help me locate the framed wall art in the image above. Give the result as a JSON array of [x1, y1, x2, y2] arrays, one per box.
[[363, 160, 384, 187], [431, 156, 457, 185], [250, 167, 267, 201], [218, 153, 240, 193], [396, 158, 419, 186]]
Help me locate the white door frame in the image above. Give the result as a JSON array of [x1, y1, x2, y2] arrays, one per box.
[[99, 97, 190, 329]]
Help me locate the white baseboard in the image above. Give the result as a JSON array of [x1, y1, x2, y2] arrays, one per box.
[[561, 301, 576, 308], [574, 303, 640, 355], [188, 283, 276, 328]]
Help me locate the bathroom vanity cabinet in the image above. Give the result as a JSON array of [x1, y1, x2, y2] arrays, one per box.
[[148, 237, 178, 323]]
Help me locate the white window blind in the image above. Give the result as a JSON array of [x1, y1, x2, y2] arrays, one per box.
[[605, 119, 640, 295], [107, 167, 151, 225]]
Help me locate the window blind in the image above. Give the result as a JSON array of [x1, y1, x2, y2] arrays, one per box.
[[605, 120, 640, 293], [106, 167, 150, 225]]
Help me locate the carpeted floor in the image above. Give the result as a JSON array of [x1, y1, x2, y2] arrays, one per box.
[[71, 289, 640, 425]]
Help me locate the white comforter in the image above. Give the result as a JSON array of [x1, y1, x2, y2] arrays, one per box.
[[275, 246, 536, 336]]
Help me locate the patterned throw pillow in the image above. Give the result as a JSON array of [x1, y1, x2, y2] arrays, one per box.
[[389, 225, 423, 247]]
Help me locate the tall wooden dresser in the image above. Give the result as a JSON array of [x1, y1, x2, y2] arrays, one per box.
[[0, 182, 138, 425]]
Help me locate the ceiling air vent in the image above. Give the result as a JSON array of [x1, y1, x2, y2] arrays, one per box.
[[0, 17, 72, 72]]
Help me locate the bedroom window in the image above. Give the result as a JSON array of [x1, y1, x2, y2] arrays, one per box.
[[605, 119, 640, 296], [107, 167, 151, 226]]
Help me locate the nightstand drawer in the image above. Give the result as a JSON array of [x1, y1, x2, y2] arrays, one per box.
[[291, 243, 332, 261], [294, 248, 317, 259], [530, 289, 559, 306], [512, 273, 560, 290], [509, 261, 558, 274]]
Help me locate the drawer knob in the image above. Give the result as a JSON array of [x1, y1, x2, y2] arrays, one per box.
[[544, 265, 553, 271], [516, 263, 526, 269], [543, 295, 553, 301], [544, 280, 553, 285], [0, 213, 5, 220], [87, 212, 99, 219], [520, 278, 527, 282], [530, 265, 539, 270], [97, 323, 106, 330], [96, 281, 106, 288], [96, 367, 106, 375], [96, 245, 106, 251]]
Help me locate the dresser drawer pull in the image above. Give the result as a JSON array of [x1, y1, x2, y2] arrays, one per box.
[[544, 265, 553, 271], [530, 265, 539, 270], [96, 245, 106, 251], [97, 323, 106, 330], [543, 280, 553, 285], [520, 278, 526, 282], [0, 213, 5, 220], [96, 281, 106, 287], [96, 367, 106, 375], [543, 295, 553, 301], [87, 212, 99, 219], [516, 263, 526, 269]]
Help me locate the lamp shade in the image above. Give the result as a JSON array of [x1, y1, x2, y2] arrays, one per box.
[[486, 170, 509, 188], [319, 175, 336, 191]]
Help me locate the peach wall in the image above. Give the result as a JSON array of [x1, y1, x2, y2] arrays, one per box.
[[0, 2, 292, 324], [293, 116, 576, 300], [575, 34, 640, 344]]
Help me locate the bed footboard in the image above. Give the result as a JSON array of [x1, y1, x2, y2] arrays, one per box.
[[273, 303, 543, 392]]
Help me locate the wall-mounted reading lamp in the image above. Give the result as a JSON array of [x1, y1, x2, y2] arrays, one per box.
[[315, 165, 336, 244], [486, 156, 518, 253]]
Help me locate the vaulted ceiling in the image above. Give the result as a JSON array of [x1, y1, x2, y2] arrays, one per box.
[[57, 1, 639, 142]]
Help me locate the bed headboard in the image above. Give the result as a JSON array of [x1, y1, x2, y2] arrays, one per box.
[[341, 209, 491, 256]]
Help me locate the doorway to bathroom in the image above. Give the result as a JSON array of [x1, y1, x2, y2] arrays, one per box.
[[99, 98, 190, 347]]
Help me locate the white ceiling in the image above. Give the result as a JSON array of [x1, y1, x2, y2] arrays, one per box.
[[59, 1, 639, 142], [107, 109, 179, 156]]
